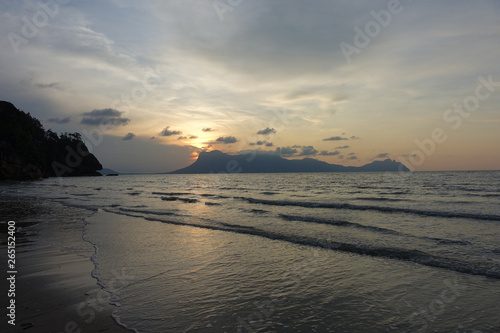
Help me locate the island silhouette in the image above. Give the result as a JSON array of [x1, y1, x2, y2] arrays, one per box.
[[170, 150, 410, 174]]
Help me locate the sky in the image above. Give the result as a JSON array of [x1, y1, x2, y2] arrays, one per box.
[[1, 0, 499, 173]]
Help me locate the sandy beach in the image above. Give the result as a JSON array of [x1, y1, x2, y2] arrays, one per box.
[[0, 195, 131, 333]]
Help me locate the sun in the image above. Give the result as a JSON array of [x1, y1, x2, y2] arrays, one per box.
[[189, 151, 199, 162], [185, 138, 213, 162], [190, 138, 207, 149]]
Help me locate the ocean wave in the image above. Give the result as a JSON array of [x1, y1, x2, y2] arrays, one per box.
[[104, 209, 500, 280], [378, 191, 411, 195], [161, 196, 179, 201], [475, 193, 500, 198], [249, 209, 269, 214], [178, 198, 199, 203], [152, 192, 191, 196], [220, 222, 257, 230], [237, 197, 500, 221], [55, 201, 98, 212], [201, 193, 229, 199], [238, 208, 270, 215], [430, 238, 470, 246], [160, 196, 198, 203], [118, 207, 179, 216], [354, 197, 406, 202], [279, 214, 400, 234], [279, 214, 470, 246], [455, 186, 487, 192], [219, 187, 248, 191]]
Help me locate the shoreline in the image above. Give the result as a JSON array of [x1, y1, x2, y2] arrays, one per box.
[[0, 195, 132, 333]]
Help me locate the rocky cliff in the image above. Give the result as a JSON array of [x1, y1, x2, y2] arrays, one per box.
[[0, 101, 102, 180]]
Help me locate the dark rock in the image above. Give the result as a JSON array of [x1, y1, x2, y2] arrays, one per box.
[[0, 101, 103, 180]]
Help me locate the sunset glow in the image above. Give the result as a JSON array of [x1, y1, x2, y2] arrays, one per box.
[[1, 1, 499, 173]]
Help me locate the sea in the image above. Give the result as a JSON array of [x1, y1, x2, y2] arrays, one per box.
[[2, 171, 500, 332]]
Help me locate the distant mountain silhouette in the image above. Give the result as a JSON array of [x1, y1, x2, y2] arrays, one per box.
[[170, 150, 410, 174], [0, 101, 103, 180]]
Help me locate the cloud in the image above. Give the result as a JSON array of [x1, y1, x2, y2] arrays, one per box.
[[323, 136, 349, 141], [257, 127, 277, 135], [122, 133, 135, 141], [299, 146, 318, 156], [81, 117, 130, 126], [276, 145, 319, 157], [36, 82, 60, 89], [81, 108, 130, 127], [319, 150, 340, 156], [178, 135, 198, 140], [323, 135, 360, 141], [276, 146, 298, 157], [159, 126, 182, 136], [249, 140, 273, 147], [376, 153, 389, 159], [348, 155, 358, 160], [335, 145, 350, 149], [3, 2, 499, 172], [215, 136, 238, 144], [82, 108, 123, 117], [46, 117, 71, 124]]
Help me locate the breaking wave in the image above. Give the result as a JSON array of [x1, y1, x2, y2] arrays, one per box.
[[236, 197, 500, 221], [104, 209, 500, 280]]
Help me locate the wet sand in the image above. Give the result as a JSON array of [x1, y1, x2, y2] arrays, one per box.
[[0, 195, 131, 333]]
